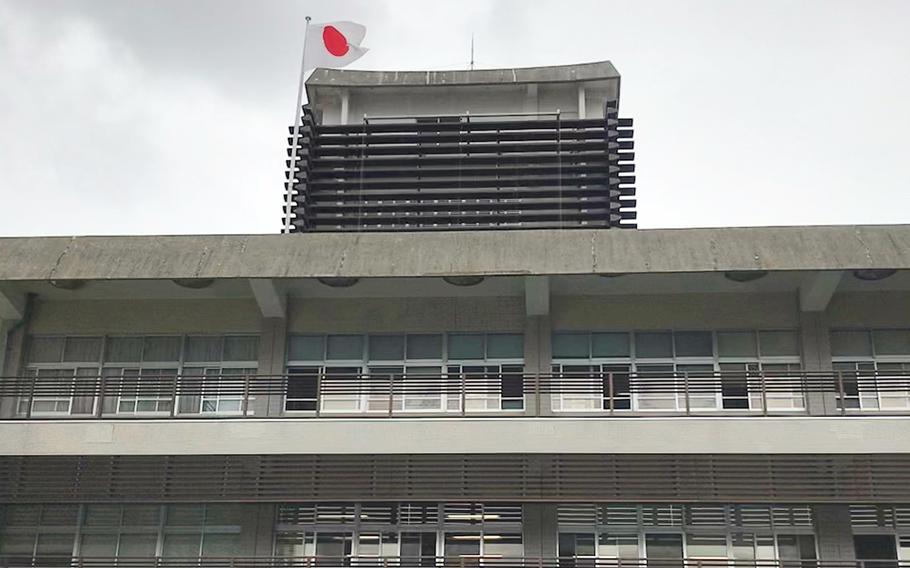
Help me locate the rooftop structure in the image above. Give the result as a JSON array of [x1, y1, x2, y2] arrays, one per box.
[[284, 61, 635, 232]]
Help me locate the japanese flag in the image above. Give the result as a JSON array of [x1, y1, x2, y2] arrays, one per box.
[[304, 21, 368, 70]]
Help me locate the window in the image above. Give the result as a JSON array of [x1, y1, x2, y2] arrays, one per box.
[[832, 329, 910, 411], [556, 504, 815, 563], [102, 335, 258, 416], [20, 336, 102, 416], [275, 502, 521, 560], [552, 330, 802, 413], [285, 333, 524, 414]]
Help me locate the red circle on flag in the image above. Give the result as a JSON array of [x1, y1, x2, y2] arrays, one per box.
[[323, 25, 350, 57]]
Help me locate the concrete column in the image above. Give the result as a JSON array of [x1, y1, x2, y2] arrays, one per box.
[[800, 311, 837, 415], [0, 319, 26, 419], [577, 84, 586, 119], [340, 89, 350, 125], [0, 319, 10, 377], [523, 503, 559, 559], [814, 504, 855, 561], [257, 317, 288, 417], [525, 315, 552, 416]]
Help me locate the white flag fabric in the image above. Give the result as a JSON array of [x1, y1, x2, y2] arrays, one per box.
[[304, 21, 368, 70]]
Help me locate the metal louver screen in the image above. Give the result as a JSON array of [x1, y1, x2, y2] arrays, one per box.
[[850, 505, 910, 528], [3, 455, 910, 503], [283, 105, 637, 232], [557, 505, 814, 529]]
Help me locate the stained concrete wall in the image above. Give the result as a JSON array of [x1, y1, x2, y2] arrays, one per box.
[[552, 293, 800, 330], [287, 297, 526, 333], [28, 299, 262, 335]]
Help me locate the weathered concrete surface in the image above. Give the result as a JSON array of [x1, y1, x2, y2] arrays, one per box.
[[1, 416, 909, 455], [307, 60, 620, 88], [0, 226, 908, 281]]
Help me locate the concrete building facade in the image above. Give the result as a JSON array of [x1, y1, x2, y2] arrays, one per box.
[[2, 62, 910, 567]]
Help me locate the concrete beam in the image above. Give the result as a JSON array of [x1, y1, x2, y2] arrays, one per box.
[[799, 271, 843, 312], [5, 417, 910, 455], [0, 287, 24, 320], [525, 276, 549, 316], [1, 226, 909, 281], [248, 279, 286, 318]]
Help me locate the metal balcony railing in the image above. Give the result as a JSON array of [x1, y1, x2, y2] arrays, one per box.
[[1, 370, 909, 419], [0, 557, 902, 568]]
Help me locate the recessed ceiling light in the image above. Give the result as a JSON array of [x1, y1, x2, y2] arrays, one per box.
[[317, 277, 360, 288], [853, 269, 897, 281], [443, 276, 485, 286], [598, 273, 626, 278], [173, 278, 214, 289], [49, 279, 86, 290], [724, 270, 768, 283]]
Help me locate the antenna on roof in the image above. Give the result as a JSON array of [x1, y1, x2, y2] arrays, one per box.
[[470, 33, 474, 70]]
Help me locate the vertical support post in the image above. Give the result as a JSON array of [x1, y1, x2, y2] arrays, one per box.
[[284, 15, 312, 234], [460, 372, 467, 417], [608, 372, 615, 414], [837, 370, 846, 416], [340, 89, 350, 125], [388, 372, 394, 417], [25, 372, 35, 419], [683, 371, 691, 416], [315, 372, 322, 418], [577, 84, 586, 119], [761, 370, 768, 417], [95, 371, 106, 419], [534, 372, 541, 416], [242, 372, 251, 417]]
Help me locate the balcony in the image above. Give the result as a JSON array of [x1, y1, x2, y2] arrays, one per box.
[[1, 369, 909, 420]]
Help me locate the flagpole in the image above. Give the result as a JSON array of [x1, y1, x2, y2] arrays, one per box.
[[284, 15, 312, 234]]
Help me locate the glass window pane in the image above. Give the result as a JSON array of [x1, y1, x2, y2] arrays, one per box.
[[223, 336, 258, 361], [592, 333, 630, 358], [717, 332, 758, 358], [184, 336, 222, 362], [675, 332, 713, 357], [205, 504, 245, 526], [3, 505, 40, 526], [326, 335, 364, 360], [288, 336, 325, 361], [80, 534, 117, 557], [598, 533, 639, 558], [444, 533, 480, 558], [759, 331, 800, 356], [686, 534, 727, 557], [202, 533, 239, 557], [166, 504, 205, 527], [35, 533, 74, 556], [484, 533, 523, 557], [62, 337, 102, 362], [553, 332, 589, 359], [830, 331, 873, 357], [118, 533, 158, 557], [163, 533, 201, 557], [143, 336, 182, 362], [487, 334, 523, 359], [40, 505, 79, 526], [873, 330, 910, 355], [369, 335, 405, 361], [0, 532, 36, 555], [407, 334, 443, 359], [635, 332, 673, 358], [83, 505, 121, 526], [448, 334, 484, 360], [105, 337, 144, 363], [122, 505, 161, 526], [28, 337, 64, 363]]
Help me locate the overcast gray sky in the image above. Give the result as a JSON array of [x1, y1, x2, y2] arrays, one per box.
[[1, 0, 908, 236]]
